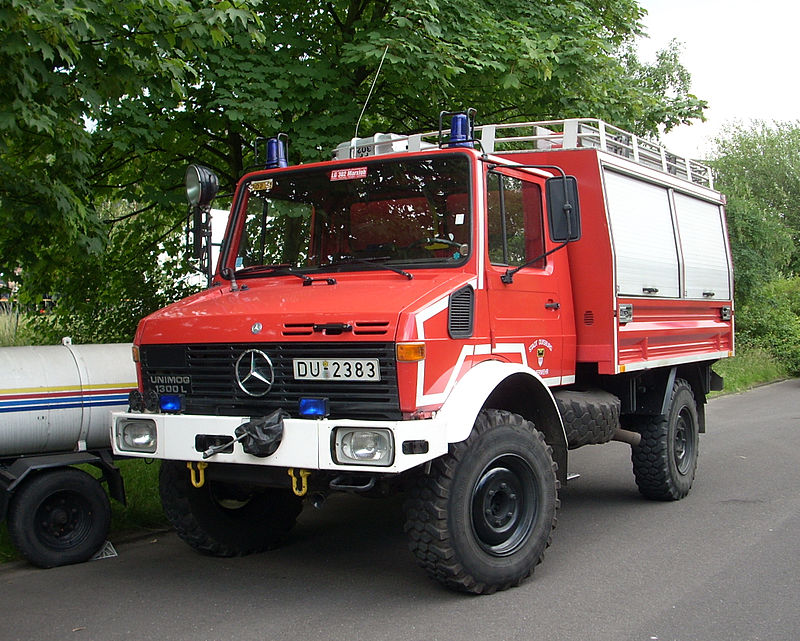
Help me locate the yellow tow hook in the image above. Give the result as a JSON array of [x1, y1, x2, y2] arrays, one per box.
[[187, 461, 208, 488], [287, 468, 310, 497]]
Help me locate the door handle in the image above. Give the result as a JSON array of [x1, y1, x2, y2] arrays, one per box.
[[545, 301, 560, 310]]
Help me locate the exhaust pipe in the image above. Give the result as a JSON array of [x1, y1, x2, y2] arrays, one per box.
[[612, 428, 641, 447]]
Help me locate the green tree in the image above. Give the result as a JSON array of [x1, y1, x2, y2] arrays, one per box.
[[711, 121, 800, 374], [0, 0, 263, 301], [710, 121, 800, 303], [2, 0, 709, 342], [95, 0, 707, 198]]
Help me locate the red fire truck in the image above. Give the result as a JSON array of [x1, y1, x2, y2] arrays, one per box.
[[112, 115, 733, 593]]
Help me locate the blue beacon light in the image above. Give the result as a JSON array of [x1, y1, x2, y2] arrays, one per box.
[[448, 114, 474, 148], [266, 136, 288, 169]]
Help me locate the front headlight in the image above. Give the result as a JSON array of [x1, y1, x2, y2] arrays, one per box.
[[117, 418, 157, 453], [334, 428, 393, 466]]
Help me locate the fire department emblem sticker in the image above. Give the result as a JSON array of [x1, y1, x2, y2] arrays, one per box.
[[529, 339, 554, 370]]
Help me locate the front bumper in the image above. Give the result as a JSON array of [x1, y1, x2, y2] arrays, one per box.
[[111, 412, 448, 474]]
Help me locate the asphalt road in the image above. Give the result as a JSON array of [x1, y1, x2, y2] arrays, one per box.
[[2, 380, 799, 641]]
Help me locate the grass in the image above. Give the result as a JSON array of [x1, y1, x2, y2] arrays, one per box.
[[108, 459, 168, 534], [0, 306, 33, 346], [712, 346, 788, 395]]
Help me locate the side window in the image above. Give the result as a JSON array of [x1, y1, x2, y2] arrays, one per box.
[[487, 172, 545, 268]]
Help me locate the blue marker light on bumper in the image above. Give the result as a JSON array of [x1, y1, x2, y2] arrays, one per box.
[[159, 394, 183, 412], [299, 397, 329, 418]]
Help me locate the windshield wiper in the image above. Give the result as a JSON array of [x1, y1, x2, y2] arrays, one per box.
[[329, 256, 413, 280], [235, 264, 338, 286], [235, 264, 319, 285]]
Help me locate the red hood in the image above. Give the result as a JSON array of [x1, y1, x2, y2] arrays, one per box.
[[136, 271, 474, 344]]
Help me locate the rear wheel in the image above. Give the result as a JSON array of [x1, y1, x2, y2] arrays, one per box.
[[159, 461, 302, 556], [7, 467, 111, 568], [631, 379, 700, 500], [404, 409, 559, 594]]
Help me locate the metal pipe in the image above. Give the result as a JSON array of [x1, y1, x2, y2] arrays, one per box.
[[612, 428, 642, 447]]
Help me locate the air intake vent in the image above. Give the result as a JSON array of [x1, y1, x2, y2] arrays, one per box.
[[448, 285, 474, 338], [353, 321, 390, 335], [283, 323, 314, 336], [283, 321, 390, 336], [583, 311, 595, 326]]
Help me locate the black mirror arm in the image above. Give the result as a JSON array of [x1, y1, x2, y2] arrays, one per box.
[[501, 239, 570, 284], [486, 162, 577, 284]]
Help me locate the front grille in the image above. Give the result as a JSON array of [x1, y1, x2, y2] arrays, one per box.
[[140, 342, 400, 420]]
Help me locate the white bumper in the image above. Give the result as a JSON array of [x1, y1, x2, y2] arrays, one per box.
[[111, 412, 449, 474]]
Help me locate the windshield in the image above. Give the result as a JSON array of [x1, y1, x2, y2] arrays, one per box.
[[223, 154, 472, 277]]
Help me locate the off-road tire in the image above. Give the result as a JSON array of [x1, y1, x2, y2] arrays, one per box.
[[631, 379, 699, 500], [159, 461, 302, 557], [7, 467, 111, 568], [554, 390, 620, 449], [404, 409, 559, 594]]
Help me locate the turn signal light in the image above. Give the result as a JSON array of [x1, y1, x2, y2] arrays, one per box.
[[396, 342, 426, 362]]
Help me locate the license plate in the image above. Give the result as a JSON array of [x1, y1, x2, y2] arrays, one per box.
[[292, 358, 381, 381]]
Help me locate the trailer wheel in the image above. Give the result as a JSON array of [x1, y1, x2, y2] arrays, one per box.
[[404, 409, 559, 594], [159, 461, 302, 557], [7, 467, 111, 568], [631, 379, 699, 500]]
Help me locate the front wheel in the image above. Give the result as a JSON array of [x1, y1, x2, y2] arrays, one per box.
[[631, 379, 700, 500], [404, 409, 559, 594], [159, 461, 302, 557], [7, 467, 111, 568]]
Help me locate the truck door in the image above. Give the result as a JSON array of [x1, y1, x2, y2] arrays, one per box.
[[485, 170, 565, 384]]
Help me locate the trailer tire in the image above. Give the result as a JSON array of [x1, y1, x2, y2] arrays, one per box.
[[554, 390, 620, 449], [631, 379, 699, 500], [404, 409, 559, 594], [159, 461, 302, 557], [7, 467, 111, 568]]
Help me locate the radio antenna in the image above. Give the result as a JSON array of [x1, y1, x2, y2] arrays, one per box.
[[354, 45, 389, 141]]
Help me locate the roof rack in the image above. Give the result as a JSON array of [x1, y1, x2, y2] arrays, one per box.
[[334, 118, 713, 189]]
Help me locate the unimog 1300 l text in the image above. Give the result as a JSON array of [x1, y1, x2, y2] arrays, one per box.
[[112, 115, 733, 593]]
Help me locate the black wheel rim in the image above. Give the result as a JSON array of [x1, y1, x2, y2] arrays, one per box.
[[34, 491, 93, 550], [471, 454, 537, 556], [674, 406, 695, 475]]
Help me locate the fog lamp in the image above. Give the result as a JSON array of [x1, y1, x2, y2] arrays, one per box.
[[118, 419, 157, 453], [335, 428, 393, 466]]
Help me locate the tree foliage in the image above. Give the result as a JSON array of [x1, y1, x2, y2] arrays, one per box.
[[711, 121, 800, 374], [710, 121, 800, 303], [0, 0, 263, 299], [1, 0, 709, 342]]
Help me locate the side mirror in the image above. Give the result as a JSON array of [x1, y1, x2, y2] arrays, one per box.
[[545, 176, 581, 243]]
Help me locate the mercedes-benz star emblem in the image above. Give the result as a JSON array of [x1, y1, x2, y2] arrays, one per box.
[[235, 349, 275, 397]]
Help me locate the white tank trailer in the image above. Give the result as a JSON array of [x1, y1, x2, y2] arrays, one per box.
[[0, 340, 136, 567]]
